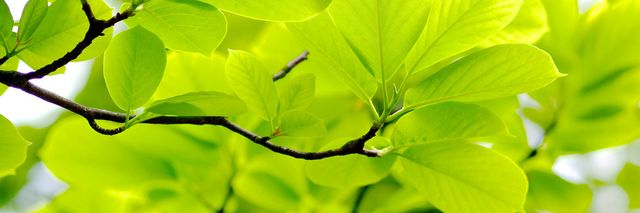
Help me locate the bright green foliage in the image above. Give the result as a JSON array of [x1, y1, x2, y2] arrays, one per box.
[[17, 0, 113, 71], [392, 102, 510, 149], [226, 50, 279, 123], [154, 52, 230, 100], [405, 0, 522, 73], [130, 0, 226, 55], [405, 44, 562, 110], [618, 163, 640, 209], [305, 137, 395, 188], [279, 73, 315, 113], [328, 0, 430, 81], [147, 91, 247, 117], [17, 0, 47, 44], [0, 1, 11, 52], [526, 170, 592, 213], [104, 26, 166, 112], [287, 13, 377, 103], [278, 110, 326, 137], [0, 115, 30, 177], [201, 0, 331, 21], [397, 142, 528, 213], [484, 0, 548, 46]]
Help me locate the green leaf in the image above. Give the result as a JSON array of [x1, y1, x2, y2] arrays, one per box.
[[104, 26, 167, 112], [147, 91, 247, 117], [287, 13, 377, 102], [405, 44, 562, 109], [397, 142, 527, 213], [132, 0, 226, 55], [618, 163, 640, 209], [18, 0, 114, 65], [17, 0, 48, 43], [201, 0, 331, 22], [526, 170, 592, 213], [305, 137, 395, 188], [0, 1, 13, 51], [40, 117, 176, 188], [279, 73, 315, 113], [277, 110, 326, 137], [0, 115, 30, 177], [154, 52, 231, 100], [225, 50, 279, 123], [405, 0, 522, 73], [483, 0, 549, 46], [392, 102, 510, 149], [328, 0, 430, 80]]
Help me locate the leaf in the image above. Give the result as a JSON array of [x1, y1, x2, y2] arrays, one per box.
[[278, 110, 326, 137], [405, 44, 562, 110], [0, 1, 14, 51], [328, 0, 430, 80], [287, 13, 377, 102], [618, 163, 640, 209], [154, 52, 231, 100], [0, 115, 30, 177], [147, 91, 247, 117], [392, 102, 510, 149], [18, 0, 114, 64], [40, 117, 176, 188], [397, 142, 528, 213], [225, 50, 279, 123], [526, 170, 592, 213], [279, 73, 315, 113], [200, 0, 331, 22], [131, 0, 226, 55], [405, 0, 522, 73], [17, 0, 48, 43], [104, 26, 167, 112], [305, 137, 395, 188], [483, 0, 549, 46]]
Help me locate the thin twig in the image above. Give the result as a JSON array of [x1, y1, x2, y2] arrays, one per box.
[[272, 51, 309, 81]]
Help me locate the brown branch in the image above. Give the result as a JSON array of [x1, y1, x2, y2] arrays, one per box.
[[272, 50, 309, 81]]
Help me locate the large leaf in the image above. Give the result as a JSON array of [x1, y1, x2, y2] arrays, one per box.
[[405, 0, 522, 73], [40, 117, 177, 188], [17, 0, 113, 67], [392, 102, 509, 149], [277, 110, 326, 137], [405, 44, 562, 110], [483, 0, 548, 46], [0, 1, 12, 51], [0, 115, 30, 177], [328, 0, 430, 80], [201, 0, 331, 22], [287, 13, 377, 102], [132, 0, 226, 55], [104, 26, 167, 112], [305, 137, 395, 188], [147, 91, 247, 117], [279, 73, 315, 113], [398, 142, 528, 213], [17, 0, 48, 44], [618, 163, 640, 209], [225, 50, 279, 123]]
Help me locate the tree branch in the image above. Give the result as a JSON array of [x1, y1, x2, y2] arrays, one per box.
[[272, 50, 309, 81]]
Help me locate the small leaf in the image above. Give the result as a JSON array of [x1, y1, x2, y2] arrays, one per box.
[[0, 1, 13, 51], [131, 0, 227, 55], [405, 0, 522, 73], [201, 0, 331, 22], [392, 102, 510, 149], [305, 137, 395, 188], [104, 26, 167, 112], [279, 73, 315, 113], [287, 13, 377, 102], [17, 0, 48, 44], [0, 115, 30, 177], [147, 91, 247, 117], [397, 142, 528, 213], [405, 44, 562, 110], [226, 50, 279, 123], [618, 163, 640, 209], [278, 110, 326, 137]]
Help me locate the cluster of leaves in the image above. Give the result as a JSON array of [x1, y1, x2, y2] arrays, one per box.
[[0, 0, 638, 212]]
